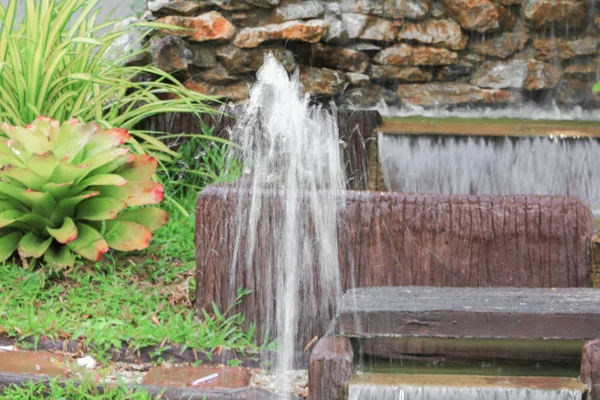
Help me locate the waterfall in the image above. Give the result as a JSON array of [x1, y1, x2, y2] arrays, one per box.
[[348, 384, 583, 400], [379, 134, 600, 212]]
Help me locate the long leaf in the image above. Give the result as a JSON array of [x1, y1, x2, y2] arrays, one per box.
[[0, 231, 22, 263]]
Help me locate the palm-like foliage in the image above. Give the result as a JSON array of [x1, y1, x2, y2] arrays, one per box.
[[0, 0, 222, 161]]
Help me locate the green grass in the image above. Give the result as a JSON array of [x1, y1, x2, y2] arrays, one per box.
[[3, 377, 155, 400], [0, 192, 265, 364]]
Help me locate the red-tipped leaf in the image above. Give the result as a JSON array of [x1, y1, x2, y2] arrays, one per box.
[[116, 154, 157, 182], [67, 223, 109, 261], [105, 221, 153, 251], [99, 181, 164, 207], [47, 217, 78, 244]]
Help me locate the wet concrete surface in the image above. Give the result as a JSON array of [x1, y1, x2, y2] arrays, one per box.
[[143, 365, 250, 389], [0, 350, 67, 377]]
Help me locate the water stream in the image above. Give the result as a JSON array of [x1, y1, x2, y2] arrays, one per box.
[[226, 54, 345, 394]]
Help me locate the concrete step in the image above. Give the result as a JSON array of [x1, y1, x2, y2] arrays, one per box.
[[338, 287, 600, 341], [338, 286, 600, 362]]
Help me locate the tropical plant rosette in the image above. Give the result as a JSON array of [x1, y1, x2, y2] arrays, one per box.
[[0, 117, 168, 268]]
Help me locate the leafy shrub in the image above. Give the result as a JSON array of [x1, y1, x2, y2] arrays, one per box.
[[0, 0, 220, 162], [0, 117, 168, 268]]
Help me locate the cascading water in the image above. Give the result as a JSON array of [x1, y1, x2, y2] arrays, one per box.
[[226, 54, 345, 393], [377, 104, 600, 121], [348, 385, 583, 400], [379, 134, 600, 212]]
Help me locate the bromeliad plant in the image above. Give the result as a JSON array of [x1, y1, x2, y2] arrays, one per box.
[[0, 117, 168, 268]]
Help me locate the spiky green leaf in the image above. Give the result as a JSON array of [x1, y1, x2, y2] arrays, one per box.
[[47, 217, 77, 244], [21, 190, 56, 218], [0, 167, 45, 190], [117, 208, 168, 232], [44, 246, 75, 268], [79, 174, 127, 188], [99, 181, 164, 207], [18, 232, 52, 259], [49, 163, 90, 184], [53, 121, 96, 161], [41, 182, 73, 199], [0, 231, 22, 262], [0, 210, 23, 228], [27, 153, 59, 180], [84, 128, 130, 157], [117, 154, 157, 182], [76, 197, 126, 221], [67, 223, 109, 261], [105, 221, 153, 251], [0, 182, 30, 206], [51, 191, 100, 225]]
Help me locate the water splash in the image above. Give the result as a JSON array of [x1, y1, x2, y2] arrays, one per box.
[[379, 134, 600, 212], [226, 54, 345, 391]]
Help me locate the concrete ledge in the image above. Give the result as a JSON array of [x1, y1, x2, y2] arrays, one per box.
[[338, 287, 600, 340], [0, 336, 274, 368], [349, 373, 586, 399]]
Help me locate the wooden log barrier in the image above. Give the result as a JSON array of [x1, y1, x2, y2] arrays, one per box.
[[195, 187, 598, 345]]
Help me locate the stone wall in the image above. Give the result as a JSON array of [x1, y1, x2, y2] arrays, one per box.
[[144, 0, 600, 110]]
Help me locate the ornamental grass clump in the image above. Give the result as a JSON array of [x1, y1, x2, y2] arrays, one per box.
[[0, 117, 168, 268], [0, 0, 221, 162]]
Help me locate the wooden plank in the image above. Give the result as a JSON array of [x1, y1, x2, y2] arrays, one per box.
[[196, 187, 598, 345], [338, 286, 600, 340]]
